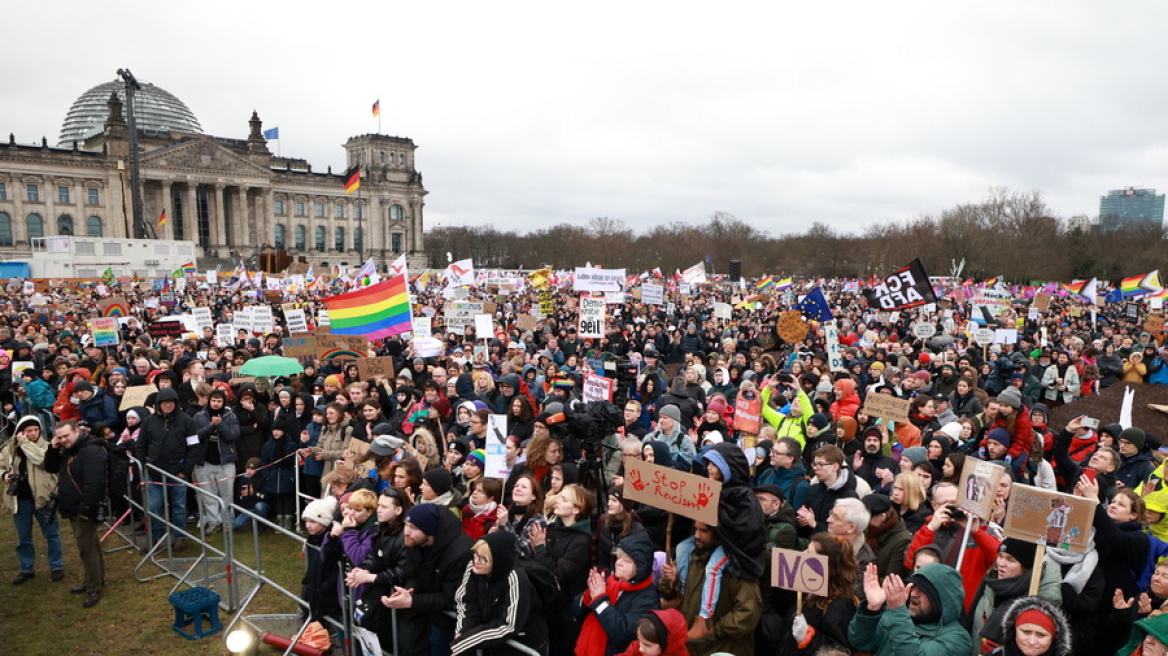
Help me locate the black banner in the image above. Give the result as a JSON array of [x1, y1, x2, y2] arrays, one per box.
[[863, 258, 938, 310]]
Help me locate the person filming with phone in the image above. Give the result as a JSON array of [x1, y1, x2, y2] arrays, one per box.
[[1052, 415, 1118, 501]]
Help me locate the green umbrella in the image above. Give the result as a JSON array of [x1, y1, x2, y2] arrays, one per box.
[[238, 355, 304, 377]]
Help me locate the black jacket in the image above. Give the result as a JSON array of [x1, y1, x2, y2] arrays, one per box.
[[658, 390, 700, 430], [451, 531, 549, 656], [800, 468, 860, 534], [357, 527, 411, 631], [44, 433, 108, 520], [140, 399, 201, 479], [534, 517, 593, 602], [406, 506, 474, 632]]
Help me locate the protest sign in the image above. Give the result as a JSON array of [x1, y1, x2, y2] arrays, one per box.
[[120, 385, 157, 411], [622, 457, 720, 525], [578, 297, 606, 338], [573, 267, 626, 293], [193, 307, 214, 333], [861, 394, 910, 423], [582, 374, 615, 403], [1146, 314, 1165, 335], [484, 414, 509, 479], [974, 327, 996, 345], [679, 282, 692, 296], [149, 320, 186, 339], [863, 258, 937, 310], [540, 291, 554, 315], [733, 390, 762, 435], [777, 310, 809, 344], [253, 306, 274, 333], [912, 322, 937, 339], [474, 313, 494, 338], [1034, 293, 1052, 311], [823, 321, 846, 372], [282, 333, 317, 358], [89, 318, 120, 347], [284, 308, 309, 333], [315, 334, 369, 360], [356, 356, 395, 380], [771, 548, 830, 595], [317, 309, 330, 327], [444, 301, 484, 332], [1003, 484, 1096, 553], [341, 438, 369, 470], [713, 302, 732, 320], [642, 283, 663, 305], [12, 361, 33, 379], [412, 316, 432, 338], [215, 323, 235, 348], [958, 457, 1006, 520], [973, 288, 1012, 320], [994, 329, 1018, 345], [515, 314, 538, 331]]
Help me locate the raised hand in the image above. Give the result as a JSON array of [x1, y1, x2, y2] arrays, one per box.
[[1113, 588, 1134, 610], [883, 574, 909, 609], [863, 563, 885, 611]]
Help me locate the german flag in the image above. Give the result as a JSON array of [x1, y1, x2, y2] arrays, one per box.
[[343, 165, 361, 195], [372, 100, 380, 118]]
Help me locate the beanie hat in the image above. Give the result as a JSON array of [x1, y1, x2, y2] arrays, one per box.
[[862, 493, 892, 517], [404, 503, 440, 536], [809, 413, 832, 430], [707, 397, 728, 418], [1000, 537, 1037, 570], [1100, 423, 1124, 440], [466, 449, 485, 469], [658, 405, 682, 424], [937, 422, 963, 443], [450, 437, 471, 457], [987, 427, 1012, 449], [423, 468, 453, 496], [701, 430, 724, 445], [997, 386, 1023, 410], [754, 484, 786, 502], [74, 381, 94, 394], [301, 497, 337, 527], [369, 435, 404, 457], [324, 374, 343, 387], [1120, 427, 1147, 451], [912, 370, 932, 382], [372, 422, 394, 436], [918, 352, 931, 365], [869, 361, 886, 372], [902, 446, 928, 466]]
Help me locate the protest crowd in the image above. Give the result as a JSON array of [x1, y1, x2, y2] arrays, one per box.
[[5, 258, 1168, 656]]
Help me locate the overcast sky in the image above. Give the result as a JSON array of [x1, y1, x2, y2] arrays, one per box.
[[5, 1, 1167, 237]]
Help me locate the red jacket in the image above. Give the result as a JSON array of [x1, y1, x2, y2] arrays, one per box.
[[461, 504, 497, 541], [830, 379, 861, 421], [616, 609, 689, 656], [904, 518, 1000, 612]]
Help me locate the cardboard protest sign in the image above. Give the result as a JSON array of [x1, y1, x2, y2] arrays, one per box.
[[581, 374, 615, 403], [777, 310, 809, 343], [733, 390, 762, 435], [484, 414, 510, 479], [823, 322, 846, 372], [89, 318, 120, 347], [912, 322, 937, 339], [1146, 314, 1165, 335], [120, 384, 157, 411], [282, 333, 317, 357], [771, 547, 830, 595], [622, 456, 720, 525], [958, 457, 1006, 520], [1003, 484, 1096, 553], [1034, 293, 1052, 311], [315, 334, 369, 360], [356, 356, 395, 380], [228, 376, 257, 386], [861, 394, 910, 423], [578, 297, 606, 338], [341, 438, 370, 470]]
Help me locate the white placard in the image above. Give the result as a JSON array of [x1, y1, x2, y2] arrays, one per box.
[[193, 307, 214, 332], [604, 291, 625, 305], [679, 282, 692, 296], [317, 309, 330, 327], [1153, 297, 1165, 310], [582, 374, 615, 402], [993, 329, 1018, 345], [233, 307, 252, 334], [216, 324, 235, 348], [573, 267, 627, 293], [824, 321, 846, 372], [412, 316, 432, 338], [284, 308, 308, 333], [253, 306, 274, 334], [714, 302, 732, 320], [205, 270, 217, 284], [642, 283, 663, 305], [912, 322, 937, 339], [485, 414, 510, 479], [411, 336, 444, 357], [444, 301, 484, 332], [578, 297, 606, 338], [1028, 307, 1040, 320], [474, 313, 494, 338], [974, 327, 996, 345]]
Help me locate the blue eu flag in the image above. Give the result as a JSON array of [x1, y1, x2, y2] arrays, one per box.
[[263, 127, 279, 140], [794, 287, 834, 322]]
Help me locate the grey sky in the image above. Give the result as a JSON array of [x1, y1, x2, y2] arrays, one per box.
[[4, 1, 1167, 237]]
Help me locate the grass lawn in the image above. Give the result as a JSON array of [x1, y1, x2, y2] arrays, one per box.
[[0, 516, 313, 656]]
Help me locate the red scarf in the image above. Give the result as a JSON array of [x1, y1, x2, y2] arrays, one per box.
[[575, 574, 654, 656]]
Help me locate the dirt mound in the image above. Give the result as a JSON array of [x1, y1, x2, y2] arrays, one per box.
[[1048, 382, 1168, 441]]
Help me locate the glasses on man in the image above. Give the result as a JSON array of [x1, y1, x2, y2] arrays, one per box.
[[811, 461, 835, 469], [771, 449, 789, 457]]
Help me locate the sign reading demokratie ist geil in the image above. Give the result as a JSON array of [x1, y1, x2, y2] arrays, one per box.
[[863, 258, 938, 310]]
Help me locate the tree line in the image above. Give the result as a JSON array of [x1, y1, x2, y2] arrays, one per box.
[[423, 188, 1166, 282]]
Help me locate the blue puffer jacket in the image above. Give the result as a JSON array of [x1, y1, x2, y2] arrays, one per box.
[[79, 388, 119, 430], [755, 462, 809, 511]]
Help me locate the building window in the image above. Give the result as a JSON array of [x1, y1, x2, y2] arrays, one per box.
[[356, 204, 364, 220], [274, 224, 286, 249], [87, 188, 99, 205], [335, 203, 344, 219], [315, 226, 326, 252], [354, 227, 363, 253], [315, 202, 325, 218], [335, 227, 346, 252], [57, 215, 74, 236], [26, 184, 39, 202], [58, 186, 70, 204], [0, 213, 11, 246], [26, 213, 43, 239], [295, 225, 306, 250], [391, 233, 402, 253], [0, 183, 6, 201], [389, 204, 403, 221], [295, 201, 305, 216], [86, 216, 103, 237], [399, 153, 405, 166], [274, 199, 285, 215]]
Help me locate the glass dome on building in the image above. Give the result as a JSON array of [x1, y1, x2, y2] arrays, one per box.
[[58, 79, 202, 146]]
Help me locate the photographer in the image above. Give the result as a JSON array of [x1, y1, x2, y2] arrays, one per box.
[[44, 420, 108, 608], [1, 415, 64, 585]]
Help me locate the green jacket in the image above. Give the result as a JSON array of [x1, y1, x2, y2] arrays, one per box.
[[872, 517, 913, 580], [761, 386, 811, 447], [1118, 612, 1168, 655], [661, 543, 762, 656], [848, 563, 972, 656]]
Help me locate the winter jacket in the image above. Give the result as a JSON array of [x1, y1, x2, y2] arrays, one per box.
[[22, 377, 56, 414], [0, 417, 57, 513], [1116, 447, 1156, 490], [830, 379, 861, 421], [756, 462, 810, 512], [614, 609, 689, 656], [451, 532, 548, 656], [316, 421, 353, 479], [1041, 364, 1081, 405], [660, 541, 762, 656], [905, 518, 1001, 612], [321, 514, 378, 609], [848, 562, 972, 656], [643, 424, 695, 472], [1097, 353, 1124, 388], [870, 515, 913, 579], [78, 388, 119, 430], [259, 436, 298, 495], [984, 596, 1072, 656], [406, 506, 474, 633], [968, 563, 1062, 655], [704, 442, 767, 581], [139, 389, 201, 479], [800, 468, 860, 533], [761, 385, 812, 446], [356, 527, 410, 632], [1092, 504, 1153, 600], [949, 390, 984, 418], [43, 433, 108, 520], [192, 405, 240, 466], [573, 533, 659, 656], [779, 596, 856, 656], [534, 516, 593, 603]]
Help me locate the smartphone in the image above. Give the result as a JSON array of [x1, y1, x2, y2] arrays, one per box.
[[1083, 468, 1097, 483], [1081, 417, 1100, 430]]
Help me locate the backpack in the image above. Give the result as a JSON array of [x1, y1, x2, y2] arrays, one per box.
[[514, 557, 568, 626]]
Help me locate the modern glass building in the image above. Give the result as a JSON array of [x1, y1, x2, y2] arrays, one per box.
[[1098, 187, 1164, 233]]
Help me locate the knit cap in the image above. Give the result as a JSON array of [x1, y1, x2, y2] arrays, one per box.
[[987, 427, 1012, 449], [301, 497, 337, 527], [1120, 427, 1147, 451]]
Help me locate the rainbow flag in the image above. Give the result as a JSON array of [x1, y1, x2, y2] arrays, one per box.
[[1062, 278, 1096, 299], [755, 275, 774, 292], [324, 274, 411, 340], [774, 277, 794, 292], [983, 276, 999, 286], [182, 262, 197, 276], [1121, 270, 1162, 297]]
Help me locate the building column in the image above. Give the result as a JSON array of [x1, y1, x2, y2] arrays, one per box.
[[410, 200, 423, 251], [212, 184, 226, 252], [185, 183, 199, 249], [162, 181, 174, 240]]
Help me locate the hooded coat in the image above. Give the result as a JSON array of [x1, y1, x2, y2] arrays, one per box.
[[139, 387, 201, 479], [830, 378, 861, 421], [986, 596, 1072, 656], [43, 431, 108, 520], [406, 506, 474, 634], [848, 562, 972, 656], [573, 533, 660, 656], [970, 562, 1063, 655], [703, 442, 767, 581], [0, 415, 57, 513], [614, 609, 689, 656], [756, 459, 811, 513], [451, 530, 549, 656], [1117, 611, 1168, 656]]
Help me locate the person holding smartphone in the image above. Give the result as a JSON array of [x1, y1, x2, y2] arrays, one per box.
[[1051, 415, 1117, 501]]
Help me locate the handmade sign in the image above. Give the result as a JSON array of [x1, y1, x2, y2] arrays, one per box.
[[215, 324, 235, 348], [958, 457, 1007, 520], [515, 314, 538, 331], [573, 267, 626, 293], [474, 313, 494, 338], [193, 307, 214, 332], [1003, 484, 1096, 553], [974, 327, 996, 345], [622, 457, 721, 525], [341, 438, 370, 470], [284, 308, 309, 333], [777, 310, 809, 344], [771, 547, 830, 595], [1034, 294, 1052, 311], [315, 334, 369, 360], [912, 322, 937, 339], [861, 394, 910, 423], [89, 318, 120, 347], [581, 374, 616, 403], [356, 356, 395, 380], [282, 333, 317, 358], [443, 301, 484, 332], [412, 316, 432, 338], [578, 297, 606, 339], [149, 320, 186, 339], [484, 414, 510, 479], [713, 302, 732, 320], [1146, 315, 1165, 335], [823, 322, 846, 372], [733, 390, 762, 435], [120, 384, 157, 411], [642, 283, 664, 305]]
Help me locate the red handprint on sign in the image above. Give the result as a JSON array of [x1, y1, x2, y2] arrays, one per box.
[[627, 469, 646, 492], [696, 482, 712, 508]]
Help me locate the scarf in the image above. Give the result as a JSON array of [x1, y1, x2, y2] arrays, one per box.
[[575, 574, 655, 656], [467, 499, 497, 517], [1046, 536, 1098, 593], [865, 510, 900, 553]]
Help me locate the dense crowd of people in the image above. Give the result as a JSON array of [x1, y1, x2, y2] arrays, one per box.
[[3, 273, 1168, 656]]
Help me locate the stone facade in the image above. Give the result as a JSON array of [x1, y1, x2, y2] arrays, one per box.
[[0, 91, 427, 270]]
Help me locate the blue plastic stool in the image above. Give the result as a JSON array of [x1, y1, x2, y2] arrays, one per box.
[[169, 586, 222, 640]]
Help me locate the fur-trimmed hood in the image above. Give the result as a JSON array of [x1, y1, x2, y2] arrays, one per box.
[[993, 596, 1072, 656]]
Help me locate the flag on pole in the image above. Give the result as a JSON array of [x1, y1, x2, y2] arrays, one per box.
[[387, 253, 408, 278], [755, 275, 774, 292], [372, 100, 380, 118], [774, 277, 794, 292], [324, 275, 412, 340], [357, 258, 379, 287], [794, 287, 834, 322], [101, 267, 114, 285], [157, 210, 167, 230], [182, 262, 197, 277], [343, 166, 361, 195], [262, 127, 279, 140]]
